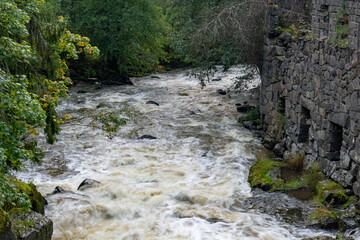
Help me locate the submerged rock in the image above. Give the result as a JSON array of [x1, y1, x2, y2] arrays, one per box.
[[146, 101, 159, 106], [216, 89, 227, 95], [78, 179, 101, 191], [138, 135, 157, 140], [51, 186, 71, 194]]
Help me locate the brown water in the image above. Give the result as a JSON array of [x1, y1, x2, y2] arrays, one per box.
[[17, 67, 330, 240]]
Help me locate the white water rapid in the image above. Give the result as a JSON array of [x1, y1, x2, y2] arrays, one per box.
[[17, 67, 331, 240]]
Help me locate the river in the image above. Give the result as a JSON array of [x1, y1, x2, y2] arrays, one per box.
[[17, 67, 330, 240]]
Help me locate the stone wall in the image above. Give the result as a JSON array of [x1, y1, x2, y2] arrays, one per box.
[[260, 0, 360, 195], [312, 0, 360, 50]]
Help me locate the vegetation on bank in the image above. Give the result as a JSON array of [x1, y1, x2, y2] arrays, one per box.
[[0, 0, 98, 212], [248, 150, 359, 232], [0, 0, 283, 214]]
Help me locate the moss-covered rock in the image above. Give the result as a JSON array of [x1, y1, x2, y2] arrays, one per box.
[[0, 209, 16, 240], [12, 181, 46, 214], [8, 208, 53, 240], [248, 158, 283, 190], [315, 180, 348, 206]]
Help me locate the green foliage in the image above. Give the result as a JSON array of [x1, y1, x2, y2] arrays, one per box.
[[331, 0, 348, 48], [248, 157, 283, 189], [64, 0, 167, 78], [284, 152, 305, 170], [0, 0, 98, 211], [238, 107, 261, 125]]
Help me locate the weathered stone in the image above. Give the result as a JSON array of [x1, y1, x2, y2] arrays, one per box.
[[331, 170, 355, 188], [275, 46, 285, 56], [8, 208, 53, 240], [0, 210, 16, 240], [319, 158, 337, 177], [340, 151, 352, 169], [353, 181, 360, 196], [330, 113, 348, 127]]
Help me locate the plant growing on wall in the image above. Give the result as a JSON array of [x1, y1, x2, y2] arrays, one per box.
[[331, 0, 349, 47]]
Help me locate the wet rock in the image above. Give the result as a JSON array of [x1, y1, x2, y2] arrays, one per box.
[[8, 208, 53, 240], [151, 76, 160, 79], [235, 189, 313, 227], [51, 186, 66, 194], [146, 101, 159, 106], [78, 179, 101, 191], [236, 105, 250, 113], [216, 89, 227, 95], [212, 78, 222, 82], [316, 180, 348, 206], [174, 193, 192, 203], [307, 210, 339, 230], [12, 181, 47, 214], [77, 90, 88, 94], [138, 135, 157, 140]]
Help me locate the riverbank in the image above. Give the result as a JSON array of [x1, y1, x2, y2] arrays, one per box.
[[239, 88, 360, 239]]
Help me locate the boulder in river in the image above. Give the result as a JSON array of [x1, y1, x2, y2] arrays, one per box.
[[146, 101, 159, 106], [51, 186, 75, 195], [212, 78, 222, 82], [8, 208, 53, 240], [78, 179, 101, 191], [216, 89, 227, 95], [138, 135, 157, 140]]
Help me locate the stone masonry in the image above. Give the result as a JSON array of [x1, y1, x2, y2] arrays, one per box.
[[260, 0, 360, 195]]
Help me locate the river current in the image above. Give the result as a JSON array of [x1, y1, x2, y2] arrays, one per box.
[[17, 67, 330, 239]]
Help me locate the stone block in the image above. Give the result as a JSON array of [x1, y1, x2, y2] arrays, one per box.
[[301, 97, 316, 111], [350, 150, 360, 165], [353, 181, 360, 196], [331, 169, 355, 188], [330, 113, 348, 127], [319, 157, 338, 177], [340, 151, 351, 169]]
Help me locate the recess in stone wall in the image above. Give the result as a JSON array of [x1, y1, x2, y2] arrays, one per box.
[[298, 107, 311, 143], [326, 122, 343, 161], [319, 4, 330, 38]]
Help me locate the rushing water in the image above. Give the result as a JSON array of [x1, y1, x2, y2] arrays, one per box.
[[18, 67, 330, 240]]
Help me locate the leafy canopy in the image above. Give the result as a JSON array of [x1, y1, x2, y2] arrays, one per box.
[[0, 0, 98, 210], [63, 0, 167, 78]]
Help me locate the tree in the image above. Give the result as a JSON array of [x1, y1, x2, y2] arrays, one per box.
[[63, 0, 167, 80], [168, 0, 267, 84], [0, 0, 98, 210]]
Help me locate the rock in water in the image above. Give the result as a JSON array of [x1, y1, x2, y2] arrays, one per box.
[[212, 78, 222, 81], [217, 89, 227, 95], [78, 179, 101, 191], [138, 135, 157, 140], [146, 101, 160, 106], [8, 208, 53, 240], [236, 105, 250, 113], [51, 186, 66, 194]]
